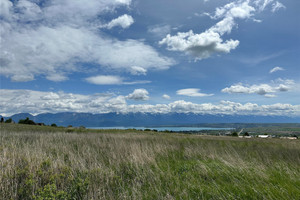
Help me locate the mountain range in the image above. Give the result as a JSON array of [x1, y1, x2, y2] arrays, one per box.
[[1, 112, 300, 127]]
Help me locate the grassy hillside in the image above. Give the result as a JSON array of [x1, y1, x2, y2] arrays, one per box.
[[0, 124, 300, 199]]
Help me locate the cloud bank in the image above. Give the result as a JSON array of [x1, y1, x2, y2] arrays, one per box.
[[222, 79, 295, 97], [1, 89, 299, 116], [0, 0, 174, 82]]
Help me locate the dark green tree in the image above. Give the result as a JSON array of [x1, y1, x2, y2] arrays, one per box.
[[18, 117, 35, 125], [244, 132, 250, 136], [231, 132, 238, 137], [5, 118, 12, 123]]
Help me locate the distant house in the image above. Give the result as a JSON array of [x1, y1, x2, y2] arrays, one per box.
[[238, 136, 252, 139], [280, 136, 298, 140], [258, 135, 270, 138], [225, 131, 232, 136], [37, 123, 45, 126]]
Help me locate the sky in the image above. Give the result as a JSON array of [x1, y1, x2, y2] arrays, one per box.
[[0, 0, 299, 117]]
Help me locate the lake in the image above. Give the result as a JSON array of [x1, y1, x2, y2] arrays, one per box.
[[87, 126, 234, 132]]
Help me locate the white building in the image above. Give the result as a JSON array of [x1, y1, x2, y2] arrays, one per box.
[[258, 135, 270, 138]]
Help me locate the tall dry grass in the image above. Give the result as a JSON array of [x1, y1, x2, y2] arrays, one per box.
[[0, 124, 300, 199]]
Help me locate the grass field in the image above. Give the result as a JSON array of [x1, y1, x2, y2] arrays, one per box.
[[0, 123, 300, 199]]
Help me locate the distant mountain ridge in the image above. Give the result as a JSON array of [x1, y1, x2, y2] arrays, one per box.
[[2, 112, 300, 127]]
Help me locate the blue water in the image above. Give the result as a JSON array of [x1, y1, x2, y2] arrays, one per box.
[[87, 126, 233, 132]]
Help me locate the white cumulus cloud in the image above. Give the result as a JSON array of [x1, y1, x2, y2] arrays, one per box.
[[162, 94, 171, 99], [86, 75, 123, 85], [126, 89, 149, 101], [222, 84, 274, 95], [86, 75, 151, 85], [104, 14, 134, 29], [222, 79, 295, 97], [0, 0, 13, 20], [129, 66, 147, 75], [16, 0, 42, 21], [159, 30, 239, 60], [0, 0, 174, 82], [160, 0, 285, 60], [159, 1, 257, 60], [176, 88, 214, 97]]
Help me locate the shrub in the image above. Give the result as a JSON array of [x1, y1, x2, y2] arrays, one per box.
[[34, 183, 68, 200], [13, 158, 89, 200], [51, 123, 57, 127], [68, 175, 89, 199], [66, 129, 74, 133]]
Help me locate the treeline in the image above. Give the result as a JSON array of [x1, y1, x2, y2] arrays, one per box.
[[1, 117, 57, 127], [1, 117, 14, 124]]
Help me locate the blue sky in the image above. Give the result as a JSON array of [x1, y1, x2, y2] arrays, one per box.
[[0, 0, 299, 116]]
